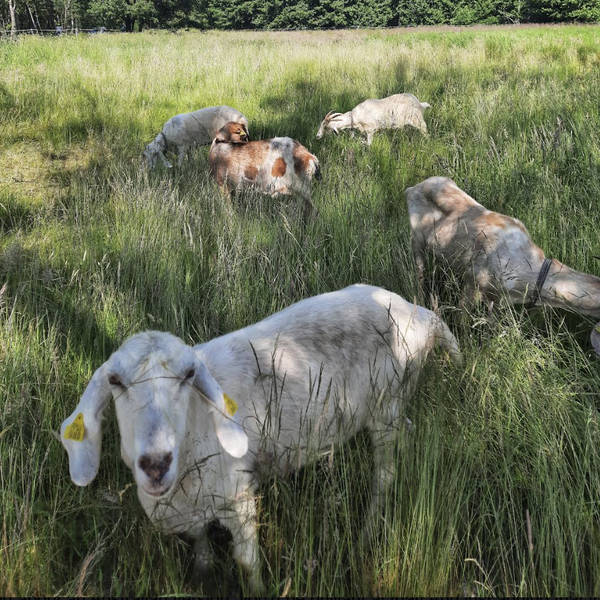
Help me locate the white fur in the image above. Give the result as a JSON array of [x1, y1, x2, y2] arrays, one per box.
[[316, 93, 430, 145], [60, 284, 460, 591], [143, 105, 248, 168]]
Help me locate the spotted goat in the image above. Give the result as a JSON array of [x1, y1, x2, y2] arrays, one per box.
[[209, 122, 321, 218], [406, 176, 600, 355]]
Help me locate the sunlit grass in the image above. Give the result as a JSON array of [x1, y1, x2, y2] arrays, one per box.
[[1, 25, 600, 596]]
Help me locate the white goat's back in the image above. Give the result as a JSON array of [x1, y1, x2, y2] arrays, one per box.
[[163, 105, 248, 147], [194, 284, 458, 470]]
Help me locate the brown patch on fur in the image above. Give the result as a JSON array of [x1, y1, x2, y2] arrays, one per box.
[[244, 165, 258, 180], [292, 142, 314, 176], [481, 212, 527, 233], [271, 157, 287, 177]]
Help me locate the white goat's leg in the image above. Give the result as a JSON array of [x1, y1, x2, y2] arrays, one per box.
[[362, 424, 398, 544], [192, 529, 215, 576], [177, 146, 187, 167], [229, 491, 264, 593], [410, 234, 426, 294], [365, 131, 374, 146]]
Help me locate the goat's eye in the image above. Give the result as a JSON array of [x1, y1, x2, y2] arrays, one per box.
[[108, 374, 124, 387], [184, 368, 195, 380]]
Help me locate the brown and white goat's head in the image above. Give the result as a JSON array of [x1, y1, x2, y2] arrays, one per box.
[[214, 121, 250, 144], [60, 331, 248, 497], [316, 111, 343, 139]]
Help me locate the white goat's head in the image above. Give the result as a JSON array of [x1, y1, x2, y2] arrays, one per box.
[[142, 135, 169, 169], [316, 111, 343, 139], [60, 331, 248, 497]]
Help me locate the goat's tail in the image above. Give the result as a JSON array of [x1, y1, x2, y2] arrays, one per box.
[[421, 102, 431, 110], [435, 318, 462, 365], [313, 157, 322, 181]]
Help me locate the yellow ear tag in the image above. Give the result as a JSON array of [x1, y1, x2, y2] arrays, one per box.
[[223, 393, 238, 416], [595, 324, 600, 334], [64, 413, 85, 442]]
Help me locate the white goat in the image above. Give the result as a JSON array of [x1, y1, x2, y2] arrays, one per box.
[[406, 176, 600, 354], [316, 93, 430, 145], [143, 105, 249, 169], [60, 284, 460, 592], [209, 122, 320, 219]]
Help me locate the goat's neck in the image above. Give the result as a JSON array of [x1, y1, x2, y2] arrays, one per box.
[[154, 131, 167, 150], [332, 111, 353, 130], [541, 259, 600, 318]]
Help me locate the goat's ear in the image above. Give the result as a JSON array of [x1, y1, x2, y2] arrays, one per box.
[[214, 127, 230, 143], [192, 359, 248, 458], [60, 362, 112, 486], [592, 323, 600, 356]]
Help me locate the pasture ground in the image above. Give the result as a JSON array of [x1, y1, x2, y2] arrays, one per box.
[[1, 25, 600, 596]]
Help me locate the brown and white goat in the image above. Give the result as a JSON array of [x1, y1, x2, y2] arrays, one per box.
[[209, 122, 321, 218], [406, 176, 600, 354]]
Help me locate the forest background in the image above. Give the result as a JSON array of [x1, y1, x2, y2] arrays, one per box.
[[2, 0, 600, 34]]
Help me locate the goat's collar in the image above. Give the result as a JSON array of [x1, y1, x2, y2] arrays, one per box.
[[527, 257, 553, 308], [158, 131, 168, 148]]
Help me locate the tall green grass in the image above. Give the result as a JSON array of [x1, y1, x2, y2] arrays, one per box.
[[1, 25, 600, 596]]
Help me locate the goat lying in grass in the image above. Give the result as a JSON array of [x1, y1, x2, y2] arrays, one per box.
[[209, 121, 320, 219], [406, 176, 600, 354], [143, 105, 249, 169], [60, 284, 460, 592], [316, 93, 430, 145]]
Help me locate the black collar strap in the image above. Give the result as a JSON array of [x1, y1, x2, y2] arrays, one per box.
[[158, 131, 168, 148], [527, 257, 553, 308]]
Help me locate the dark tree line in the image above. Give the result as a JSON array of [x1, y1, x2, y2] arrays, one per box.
[[1, 0, 598, 34]]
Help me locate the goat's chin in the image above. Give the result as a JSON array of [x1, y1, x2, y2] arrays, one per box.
[[140, 482, 174, 497], [136, 474, 176, 498]]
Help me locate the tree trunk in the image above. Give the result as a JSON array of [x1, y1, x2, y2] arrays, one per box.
[[8, 0, 17, 36], [25, 2, 38, 32]]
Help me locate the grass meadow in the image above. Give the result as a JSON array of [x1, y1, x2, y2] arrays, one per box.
[[2, 24, 600, 596]]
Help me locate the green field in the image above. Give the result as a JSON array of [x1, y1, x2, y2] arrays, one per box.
[[2, 25, 600, 596]]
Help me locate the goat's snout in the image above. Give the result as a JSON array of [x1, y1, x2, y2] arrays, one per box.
[[138, 452, 173, 483]]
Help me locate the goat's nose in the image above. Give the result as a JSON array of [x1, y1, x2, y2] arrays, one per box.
[[138, 452, 173, 482]]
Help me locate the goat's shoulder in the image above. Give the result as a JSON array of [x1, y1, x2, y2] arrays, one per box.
[[407, 177, 483, 218]]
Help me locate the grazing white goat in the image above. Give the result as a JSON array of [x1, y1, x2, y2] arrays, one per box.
[[406, 176, 600, 353], [143, 105, 249, 169], [209, 121, 321, 218], [316, 93, 430, 145], [60, 284, 461, 592]]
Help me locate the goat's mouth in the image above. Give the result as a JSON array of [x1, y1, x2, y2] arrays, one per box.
[[141, 482, 173, 497]]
